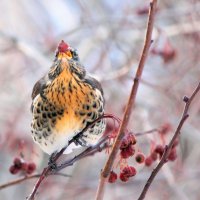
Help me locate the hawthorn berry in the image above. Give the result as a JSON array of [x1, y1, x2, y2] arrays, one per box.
[[120, 149, 131, 159], [119, 166, 137, 182], [26, 162, 36, 174], [145, 156, 153, 167], [122, 166, 137, 177], [135, 153, 145, 164], [21, 162, 28, 171], [120, 134, 136, 150], [108, 171, 118, 183], [120, 145, 135, 159], [161, 41, 176, 63], [150, 152, 158, 161], [120, 173, 129, 182], [154, 145, 164, 156], [120, 138, 129, 149], [127, 134, 136, 145], [168, 149, 177, 161], [13, 157, 22, 169], [9, 165, 19, 174]]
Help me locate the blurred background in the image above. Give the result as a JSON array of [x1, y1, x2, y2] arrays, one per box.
[[0, 0, 200, 199]]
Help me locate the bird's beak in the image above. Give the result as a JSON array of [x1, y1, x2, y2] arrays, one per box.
[[57, 50, 72, 60]]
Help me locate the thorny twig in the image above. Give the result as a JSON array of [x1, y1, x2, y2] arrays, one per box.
[[95, 1, 157, 200], [138, 82, 200, 200]]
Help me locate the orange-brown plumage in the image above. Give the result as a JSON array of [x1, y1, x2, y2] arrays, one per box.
[[31, 41, 105, 155]]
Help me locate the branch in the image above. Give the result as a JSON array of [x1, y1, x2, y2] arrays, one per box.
[[138, 82, 200, 200], [0, 126, 157, 192], [134, 128, 158, 137], [95, 1, 157, 200], [53, 137, 109, 171], [0, 173, 70, 190], [0, 174, 40, 190]]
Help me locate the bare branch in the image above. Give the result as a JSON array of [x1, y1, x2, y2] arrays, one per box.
[[95, 1, 157, 200], [0, 173, 70, 190], [138, 82, 200, 200], [134, 129, 158, 137]]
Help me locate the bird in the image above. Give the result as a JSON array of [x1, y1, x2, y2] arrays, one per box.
[[30, 40, 106, 156]]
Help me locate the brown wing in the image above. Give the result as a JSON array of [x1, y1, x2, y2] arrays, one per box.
[[31, 77, 47, 112], [31, 77, 46, 100], [84, 75, 104, 95]]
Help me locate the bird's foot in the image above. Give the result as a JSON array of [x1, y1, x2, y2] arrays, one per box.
[[48, 152, 58, 171]]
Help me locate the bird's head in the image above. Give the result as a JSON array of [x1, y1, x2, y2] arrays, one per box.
[[48, 40, 85, 81], [55, 40, 79, 61]]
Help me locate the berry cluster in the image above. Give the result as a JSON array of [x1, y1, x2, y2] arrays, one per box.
[[9, 157, 36, 175], [108, 133, 146, 183], [106, 121, 179, 184], [145, 140, 178, 167], [108, 166, 137, 183], [119, 166, 137, 182], [120, 134, 136, 159]]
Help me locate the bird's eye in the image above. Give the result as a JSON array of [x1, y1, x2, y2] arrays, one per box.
[[71, 50, 79, 61]]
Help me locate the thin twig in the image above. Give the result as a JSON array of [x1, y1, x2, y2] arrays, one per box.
[[95, 1, 157, 200], [0, 127, 157, 192], [134, 128, 158, 137], [54, 137, 109, 171], [0, 173, 70, 190], [0, 174, 41, 190], [138, 82, 200, 200]]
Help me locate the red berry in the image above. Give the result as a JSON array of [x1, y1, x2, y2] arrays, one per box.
[[26, 162, 36, 174], [135, 153, 145, 164], [127, 134, 136, 145], [160, 41, 176, 63], [120, 134, 136, 150], [120, 166, 137, 182], [120, 149, 130, 159], [145, 156, 153, 167], [154, 145, 164, 156], [120, 138, 129, 149], [21, 162, 28, 171], [13, 157, 22, 169], [159, 123, 172, 135], [9, 165, 19, 174], [127, 145, 135, 156], [168, 149, 177, 161], [108, 171, 118, 183], [122, 166, 137, 177], [58, 40, 69, 53], [150, 152, 158, 161], [119, 173, 129, 182], [120, 145, 135, 159]]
